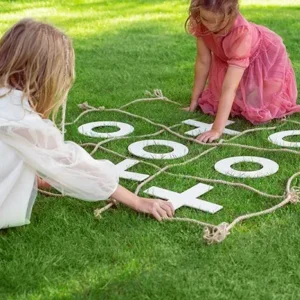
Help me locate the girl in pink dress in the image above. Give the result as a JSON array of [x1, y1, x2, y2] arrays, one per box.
[[185, 0, 300, 143]]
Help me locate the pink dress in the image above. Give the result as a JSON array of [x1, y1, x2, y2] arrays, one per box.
[[191, 14, 300, 124]]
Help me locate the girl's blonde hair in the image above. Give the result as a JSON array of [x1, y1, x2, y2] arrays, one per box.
[[0, 18, 75, 120]]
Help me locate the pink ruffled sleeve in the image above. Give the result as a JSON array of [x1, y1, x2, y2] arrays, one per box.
[[223, 26, 252, 69]]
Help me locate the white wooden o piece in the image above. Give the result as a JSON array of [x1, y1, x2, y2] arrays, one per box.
[[128, 140, 189, 160], [214, 156, 279, 178], [78, 121, 134, 138], [268, 130, 300, 148]]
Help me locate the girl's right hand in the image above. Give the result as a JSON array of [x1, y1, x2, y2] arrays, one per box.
[[135, 197, 174, 221], [182, 100, 198, 112], [110, 185, 174, 221]]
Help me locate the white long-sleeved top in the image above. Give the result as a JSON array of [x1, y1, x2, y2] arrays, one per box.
[[0, 88, 119, 229]]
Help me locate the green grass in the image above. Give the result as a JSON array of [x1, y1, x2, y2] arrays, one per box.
[[92, 126, 120, 133], [231, 162, 263, 171], [285, 135, 300, 143], [1, 0, 300, 299]]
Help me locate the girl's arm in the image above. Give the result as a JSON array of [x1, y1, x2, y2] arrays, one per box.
[[111, 185, 174, 221], [36, 177, 173, 221], [197, 66, 245, 143], [185, 38, 211, 112], [0, 119, 174, 221]]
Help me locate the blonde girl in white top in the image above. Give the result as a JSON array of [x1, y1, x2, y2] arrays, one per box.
[[0, 19, 174, 229]]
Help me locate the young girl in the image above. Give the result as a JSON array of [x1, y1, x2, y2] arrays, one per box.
[[185, 0, 300, 143], [0, 19, 174, 230]]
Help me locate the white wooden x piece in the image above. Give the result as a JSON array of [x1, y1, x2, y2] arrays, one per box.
[[144, 183, 223, 214], [182, 119, 240, 136], [115, 159, 149, 182]]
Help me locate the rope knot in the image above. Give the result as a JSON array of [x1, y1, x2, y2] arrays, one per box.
[[78, 102, 105, 111], [94, 199, 118, 219], [280, 116, 287, 122], [289, 187, 300, 204], [203, 222, 230, 244], [145, 89, 165, 99], [78, 102, 93, 110], [153, 89, 164, 98]]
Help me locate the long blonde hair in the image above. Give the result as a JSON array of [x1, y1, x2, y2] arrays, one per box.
[[0, 18, 75, 121]]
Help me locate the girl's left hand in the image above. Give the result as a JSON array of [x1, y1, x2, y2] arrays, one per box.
[[37, 176, 52, 190], [196, 129, 222, 143]]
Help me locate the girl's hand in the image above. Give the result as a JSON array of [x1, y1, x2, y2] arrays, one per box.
[[135, 197, 174, 221], [110, 185, 174, 221], [196, 129, 222, 143], [182, 100, 199, 112], [37, 176, 51, 190]]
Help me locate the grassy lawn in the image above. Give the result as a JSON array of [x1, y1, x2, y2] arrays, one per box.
[[1, 0, 300, 299]]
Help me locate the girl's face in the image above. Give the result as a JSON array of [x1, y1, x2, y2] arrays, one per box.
[[199, 8, 228, 33]]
